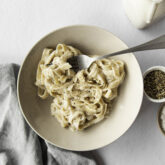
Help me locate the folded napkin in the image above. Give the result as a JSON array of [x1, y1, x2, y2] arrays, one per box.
[[0, 64, 97, 165]]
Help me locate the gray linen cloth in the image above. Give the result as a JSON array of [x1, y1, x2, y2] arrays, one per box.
[[0, 64, 97, 165]]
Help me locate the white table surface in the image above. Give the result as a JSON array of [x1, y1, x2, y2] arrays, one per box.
[[1, 0, 165, 164]]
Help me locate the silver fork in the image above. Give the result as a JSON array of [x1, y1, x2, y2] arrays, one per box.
[[68, 34, 165, 72]]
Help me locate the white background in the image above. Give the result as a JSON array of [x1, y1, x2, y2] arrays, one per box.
[[1, 0, 165, 164]]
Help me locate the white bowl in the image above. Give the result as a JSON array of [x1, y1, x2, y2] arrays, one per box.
[[143, 66, 165, 103], [17, 25, 143, 151], [158, 103, 165, 136]]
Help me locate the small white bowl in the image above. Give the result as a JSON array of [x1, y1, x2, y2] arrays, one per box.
[[143, 66, 165, 103], [158, 103, 165, 136]]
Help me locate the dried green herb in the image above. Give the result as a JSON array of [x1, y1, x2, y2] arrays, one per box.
[[144, 70, 165, 99]]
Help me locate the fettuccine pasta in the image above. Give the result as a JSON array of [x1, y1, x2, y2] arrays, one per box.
[[35, 44, 125, 131]]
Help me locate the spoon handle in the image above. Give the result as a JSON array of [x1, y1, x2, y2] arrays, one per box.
[[96, 34, 165, 59]]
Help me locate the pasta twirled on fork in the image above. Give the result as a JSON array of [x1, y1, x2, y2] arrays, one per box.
[[35, 44, 125, 131]]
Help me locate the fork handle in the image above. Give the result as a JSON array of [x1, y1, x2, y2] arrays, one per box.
[[96, 34, 165, 60]]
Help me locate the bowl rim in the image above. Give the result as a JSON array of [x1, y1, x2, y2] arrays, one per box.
[[17, 24, 144, 151], [157, 103, 165, 136], [143, 65, 165, 103]]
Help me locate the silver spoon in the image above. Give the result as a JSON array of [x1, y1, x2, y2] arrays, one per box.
[[68, 34, 165, 72]]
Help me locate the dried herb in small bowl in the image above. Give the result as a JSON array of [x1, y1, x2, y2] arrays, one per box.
[[144, 70, 165, 100]]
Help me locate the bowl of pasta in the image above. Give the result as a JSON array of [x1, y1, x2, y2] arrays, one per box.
[[17, 25, 143, 151]]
